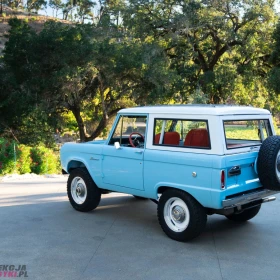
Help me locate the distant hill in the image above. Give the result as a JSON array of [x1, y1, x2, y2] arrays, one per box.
[[0, 6, 69, 54]]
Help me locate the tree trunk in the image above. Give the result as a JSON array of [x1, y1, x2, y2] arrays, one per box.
[[86, 115, 108, 141], [71, 106, 87, 142], [64, 11, 69, 20], [85, 108, 123, 142]]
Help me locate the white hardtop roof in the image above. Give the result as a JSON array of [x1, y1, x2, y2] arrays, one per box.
[[118, 105, 270, 116]]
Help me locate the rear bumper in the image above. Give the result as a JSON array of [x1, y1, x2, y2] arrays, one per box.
[[222, 189, 278, 209]]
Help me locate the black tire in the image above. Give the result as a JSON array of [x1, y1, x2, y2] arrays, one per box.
[[226, 205, 261, 222], [67, 168, 101, 212], [257, 136, 280, 191], [133, 195, 148, 200], [157, 189, 207, 242]]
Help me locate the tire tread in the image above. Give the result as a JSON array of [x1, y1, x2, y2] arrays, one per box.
[[226, 205, 261, 222], [257, 136, 280, 191]]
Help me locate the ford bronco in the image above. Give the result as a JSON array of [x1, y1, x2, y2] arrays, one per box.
[[60, 105, 280, 241]]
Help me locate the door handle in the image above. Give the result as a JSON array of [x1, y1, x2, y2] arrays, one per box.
[[135, 150, 143, 154]]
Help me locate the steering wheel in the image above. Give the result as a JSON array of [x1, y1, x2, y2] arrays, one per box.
[[129, 132, 145, 148]]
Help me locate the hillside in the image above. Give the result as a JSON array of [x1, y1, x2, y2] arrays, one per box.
[[0, 6, 69, 53]]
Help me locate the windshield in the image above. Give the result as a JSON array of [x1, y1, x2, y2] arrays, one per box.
[[223, 119, 272, 149]]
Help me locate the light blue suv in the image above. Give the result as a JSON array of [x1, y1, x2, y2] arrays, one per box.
[[60, 105, 280, 241]]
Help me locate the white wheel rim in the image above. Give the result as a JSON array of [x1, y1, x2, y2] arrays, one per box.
[[163, 197, 190, 232], [71, 177, 87, 204]]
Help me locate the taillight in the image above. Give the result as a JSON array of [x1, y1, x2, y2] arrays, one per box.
[[221, 170, 225, 189]]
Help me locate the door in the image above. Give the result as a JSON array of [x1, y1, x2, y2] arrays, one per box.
[[102, 115, 147, 190]]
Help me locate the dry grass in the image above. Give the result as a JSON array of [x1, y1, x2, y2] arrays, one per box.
[[0, 6, 69, 53]]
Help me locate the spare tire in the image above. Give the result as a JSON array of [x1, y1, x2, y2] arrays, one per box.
[[257, 135, 280, 191]]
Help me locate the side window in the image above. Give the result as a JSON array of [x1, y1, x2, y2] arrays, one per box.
[[109, 115, 147, 148], [153, 118, 210, 149]]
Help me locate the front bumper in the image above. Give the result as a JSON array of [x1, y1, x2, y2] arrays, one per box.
[[222, 189, 278, 209]]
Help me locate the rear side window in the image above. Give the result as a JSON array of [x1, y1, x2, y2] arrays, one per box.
[[224, 119, 272, 149], [153, 118, 210, 149]]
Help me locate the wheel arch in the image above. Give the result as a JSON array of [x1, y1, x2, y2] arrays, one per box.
[[157, 186, 196, 199], [155, 184, 208, 207], [65, 157, 102, 190], [67, 159, 88, 173], [157, 186, 172, 195]]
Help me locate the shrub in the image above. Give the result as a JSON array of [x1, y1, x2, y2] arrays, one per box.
[[30, 146, 60, 174], [0, 138, 61, 175], [17, 145, 32, 174], [0, 138, 17, 175]]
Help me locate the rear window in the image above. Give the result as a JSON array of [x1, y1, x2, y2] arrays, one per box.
[[223, 119, 272, 149]]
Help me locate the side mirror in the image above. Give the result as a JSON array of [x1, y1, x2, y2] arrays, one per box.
[[114, 142, 121, 150]]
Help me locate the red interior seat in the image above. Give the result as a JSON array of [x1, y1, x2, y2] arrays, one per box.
[[154, 132, 180, 145], [184, 129, 210, 148]]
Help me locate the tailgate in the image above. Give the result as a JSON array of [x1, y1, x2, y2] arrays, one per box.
[[224, 151, 261, 195]]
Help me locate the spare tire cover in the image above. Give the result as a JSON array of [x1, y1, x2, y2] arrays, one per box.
[[257, 135, 280, 191]]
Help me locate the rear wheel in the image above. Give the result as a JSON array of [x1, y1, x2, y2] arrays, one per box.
[[67, 168, 101, 212], [226, 205, 261, 222], [157, 189, 207, 241]]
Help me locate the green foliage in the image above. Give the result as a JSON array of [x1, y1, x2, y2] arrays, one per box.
[[123, 0, 277, 105], [0, 138, 16, 175], [1, 18, 175, 142], [225, 127, 260, 141], [1, 1, 280, 144], [269, 20, 280, 98], [49, 0, 64, 17], [76, 0, 95, 23], [271, 20, 280, 67], [17, 145, 32, 174], [30, 146, 60, 174], [0, 138, 60, 175], [0, 19, 38, 140], [0, 138, 33, 175], [3, 0, 22, 9], [26, 0, 47, 12]]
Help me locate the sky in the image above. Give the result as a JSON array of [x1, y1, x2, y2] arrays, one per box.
[[39, 0, 280, 21], [39, 0, 100, 20]]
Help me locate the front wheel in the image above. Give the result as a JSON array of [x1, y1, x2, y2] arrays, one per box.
[[67, 168, 101, 212], [157, 189, 207, 241], [225, 205, 261, 222]]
